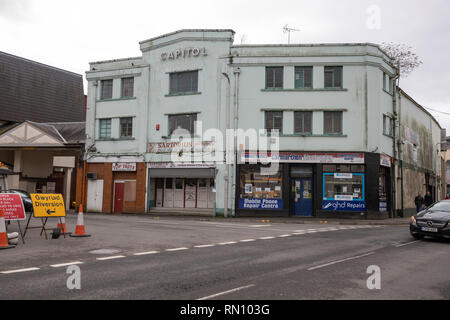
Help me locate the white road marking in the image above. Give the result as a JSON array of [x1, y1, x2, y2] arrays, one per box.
[[194, 244, 216, 248], [166, 247, 189, 252], [249, 225, 271, 228], [259, 236, 275, 240], [277, 234, 292, 238], [133, 251, 160, 256], [96, 255, 126, 261], [307, 252, 376, 271], [292, 232, 306, 235], [197, 284, 255, 301], [1, 267, 40, 274], [306, 230, 318, 233], [218, 241, 238, 245], [50, 261, 84, 268], [395, 240, 420, 248], [239, 239, 256, 242]]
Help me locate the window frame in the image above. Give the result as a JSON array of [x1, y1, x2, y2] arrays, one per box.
[[120, 117, 133, 138], [169, 70, 199, 95], [294, 111, 313, 135], [265, 111, 283, 134], [265, 67, 284, 89], [324, 66, 343, 89], [100, 79, 113, 100], [121, 77, 134, 98], [323, 111, 343, 135], [168, 113, 198, 136], [99, 118, 112, 139], [294, 66, 313, 89]]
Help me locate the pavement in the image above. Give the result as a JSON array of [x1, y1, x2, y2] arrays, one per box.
[[0, 212, 448, 300]]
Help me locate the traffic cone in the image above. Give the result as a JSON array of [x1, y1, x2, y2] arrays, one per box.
[[0, 209, 15, 249], [70, 204, 91, 238], [56, 217, 71, 235]]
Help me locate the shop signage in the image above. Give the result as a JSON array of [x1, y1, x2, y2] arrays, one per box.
[[242, 152, 364, 164], [147, 141, 216, 153], [334, 173, 353, 179], [31, 194, 66, 218], [321, 200, 367, 212], [380, 155, 392, 168], [161, 47, 207, 61], [0, 193, 26, 221], [147, 162, 215, 169], [112, 163, 137, 172], [239, 198, 283, 210]]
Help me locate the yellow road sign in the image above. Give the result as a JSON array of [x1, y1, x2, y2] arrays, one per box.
[[31, 194, 66, 218]]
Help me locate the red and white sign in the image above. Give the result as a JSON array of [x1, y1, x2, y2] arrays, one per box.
[[112, 163, 137, 172], [0, 194, 26, 221]]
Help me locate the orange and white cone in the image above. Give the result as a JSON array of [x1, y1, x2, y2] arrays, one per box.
[[0, 209, 15, 249], [70, 204, 90, 238], [57, 217, 71, 235]]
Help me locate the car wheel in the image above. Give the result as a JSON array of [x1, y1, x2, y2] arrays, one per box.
[[411, 233, 424, 240]]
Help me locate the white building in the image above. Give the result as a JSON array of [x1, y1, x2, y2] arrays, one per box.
[[83, 29, 443, 218]]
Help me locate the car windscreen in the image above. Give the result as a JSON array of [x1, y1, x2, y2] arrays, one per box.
[[427, 202, 450, 212]]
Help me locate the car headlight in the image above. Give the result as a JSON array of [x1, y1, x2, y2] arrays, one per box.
[[410, 216, 417, 225]]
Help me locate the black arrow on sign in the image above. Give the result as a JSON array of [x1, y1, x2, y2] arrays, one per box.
[[47, 209, 56, 215]]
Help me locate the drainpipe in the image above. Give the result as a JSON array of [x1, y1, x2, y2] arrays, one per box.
[[222, 72, 231, 218], [392, 73, 400, 219], [231, 67, 241, 217], [398, 89, 404, 217]]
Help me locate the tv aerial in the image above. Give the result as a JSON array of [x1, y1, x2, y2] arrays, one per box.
[[283, 25, 301, 44]]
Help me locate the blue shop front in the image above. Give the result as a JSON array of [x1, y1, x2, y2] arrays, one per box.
[[236, 152, 390, 219]]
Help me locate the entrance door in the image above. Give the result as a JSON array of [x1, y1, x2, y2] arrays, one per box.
[[185, 179, 197, 208], [164, 178, 174, 208], [174, 178, 184, 208], [114, 182, 125, 214], [156, 178, 164, 207], [87, 179, 103, 212], [197, 179, 208, 208], [292, 178, 313, 216]]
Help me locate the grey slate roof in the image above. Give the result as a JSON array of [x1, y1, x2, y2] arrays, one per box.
[[0, 51, 85, 123], [28, 121, 86, 145]]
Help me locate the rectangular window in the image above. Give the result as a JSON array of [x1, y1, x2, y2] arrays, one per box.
[[324, 66, 343, 88], [323, 173, 365, 201], [295, 67, 313, 88], [169, 71, 198, 94], [120, 117, 133, 138], [389, 77, 394, 94], [240, 165, 283, 200], [383, 73, 387, 91], [383, 115, 394, 136], [294, 111, 312, 134], [324, 111, 343, 135], [99, 119, 111, 139], [265, 67, 283, 89], [265, 111, 283, 133], [121, 77, 134, 98], [168, 113, 197, 136], [100, 79, 113, 100]]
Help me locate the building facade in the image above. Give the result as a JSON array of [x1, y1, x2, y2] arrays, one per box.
[[0, 51, 86, 209], [83, 29, 444, 218]]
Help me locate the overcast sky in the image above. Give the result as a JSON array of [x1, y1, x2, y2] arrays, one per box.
[[1, 0, 449, 131]]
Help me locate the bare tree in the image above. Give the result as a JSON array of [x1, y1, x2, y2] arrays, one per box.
[[380, 42, 423, 81]]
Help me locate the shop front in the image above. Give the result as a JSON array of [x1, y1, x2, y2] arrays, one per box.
[[147, 163, 216, 212], [237, 152, 387, 218]]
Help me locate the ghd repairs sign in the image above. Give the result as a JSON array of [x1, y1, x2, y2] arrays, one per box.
[[161, 48, 207, 61]]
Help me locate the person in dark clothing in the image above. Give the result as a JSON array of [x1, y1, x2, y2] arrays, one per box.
[[424, 191, 433, 208], [414, 192, 424, 213]]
